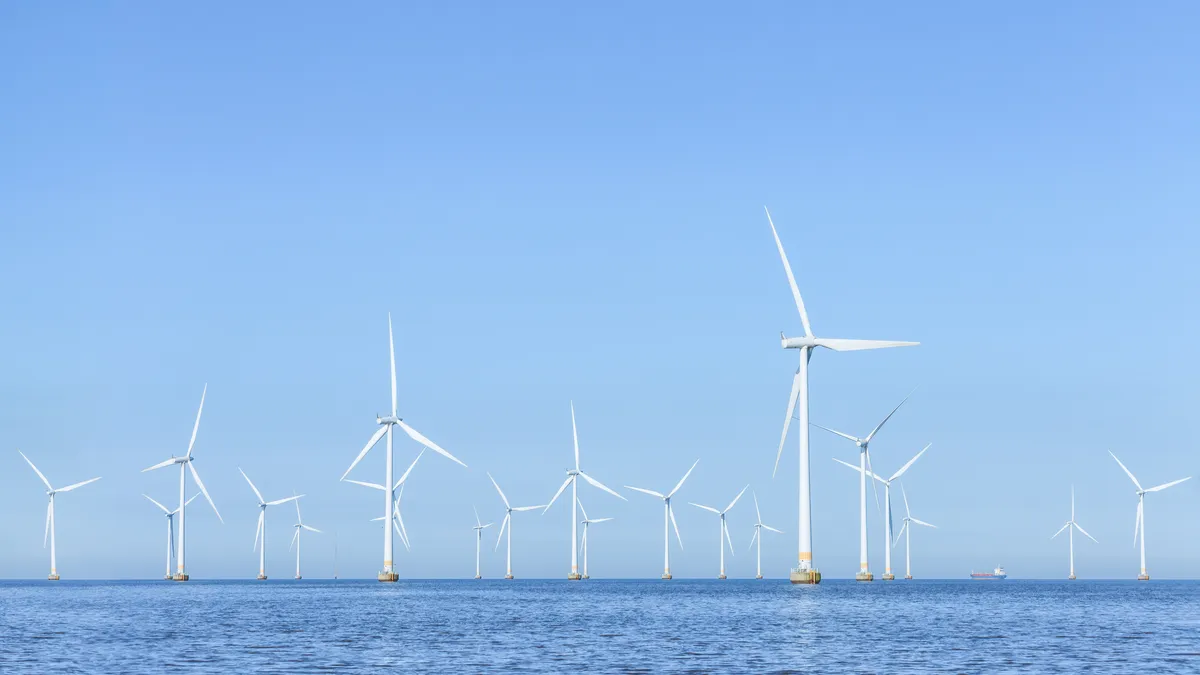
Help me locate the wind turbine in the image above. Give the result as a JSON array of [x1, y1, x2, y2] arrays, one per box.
[[489, 472, 545, 580], [340, 314, 467, 583], [748, 493, 782, 580], [18, 451, 100, 581], [578, 501, 612, 580], [1051, 486, 1097, 580], [766, 207, 918, 584], [543, 402, 626, 580], [1110, 451, 1190, 580], [471, 506, 493, 579], [690, 485, 748, 580], [893, 483, 936, 580], [144, 493, 196, 580], [290, 493, 321, 580], [141, 385, 223, 581], [832, 442, 930, 581], [351, 449, 422, 561], [240, 468, 303, 580], [625, 458, 698, 579]]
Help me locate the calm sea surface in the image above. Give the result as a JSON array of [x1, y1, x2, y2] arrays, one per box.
[[1, 579, 1198, 673]]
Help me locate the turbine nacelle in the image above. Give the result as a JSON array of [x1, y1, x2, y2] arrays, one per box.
[[377, 414, 399, 425], [781, 334, 815, 350]]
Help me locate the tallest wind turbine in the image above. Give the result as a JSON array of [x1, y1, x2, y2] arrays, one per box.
[[765, 207, 918, 584], [340, 314, 467, 582]]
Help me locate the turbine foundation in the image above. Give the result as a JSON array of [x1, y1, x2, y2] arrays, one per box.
[[1068, 575, 1076, 581], [172, 573, 189, 582], [163, 575, 172, 581], [256, 574, 268, 581], [661, 573, 672, 580], [855, 572, 874, 582], [47, 574, 60, 581], [904, 575, 913, 580], [474, 575, 482, 580], [790, 568, 821, 584], [504, 574, 514, 580], [881, 573, 895, 581], [756, 575, 763, 580], [582, 575, 590, 580], [718, 574, 727, 580], [567, 573, 582, 581], [1138, 574, 1150, 581], [295, 576, 302, 580], [378, 572, 399, 582]]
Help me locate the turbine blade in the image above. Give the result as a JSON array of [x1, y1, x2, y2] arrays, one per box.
[[289, 527, 298, 551], [624, 486, 665, 499], [773, 369, 802, 478], [1109, 451, 1142, 491], [570, 401, 580, 471], [341, 426, 388, 481], [394, 516, 410, 551], [723, 520, 735, 557], [689, 502, 720, 514], [832, 457, 863, 473], [343, 479, 387, 491], [1145, 477, 1191, 492], [397, 420, 466, 468], [669, 503, 683, 550], [865, 449, 881, 517], [863, 390, 915, 444], [394, 448, 425, 490], [396, 510, 410, 549], [764, 206, 812, 337], [188, 462, 222, 523], [1134, 500, 1142, 548], [55, 476, 101, 493], [591, 517, 613, 523], [543, 476, 573, 513], [186, 384, 206, 458], [748, 527, 759, 551], [762, 525, 783, 534], [239, 468, 264, 504], [254, 511, 264, 551], [724, 485, 748, 513], [388, 313, 398, 417], [667, 459, 700, 498], [910, 518, 937, 528], [473, 504, 482, 528], [302, 525, 322, 534], [753, 492, 762, 525], [901, 482, 911, 517], [813, 338, 919, 352], [18, 451, 53, 491], [811, 424, 860, 444], [579, 472, 627, 501], [141, 457, 176, 473], [488, 472, 511, 509], [495, 513, 509, 551], [889, 443, 932, 482], [44, 502, 51, 547], [1073, 522, 1098, 543], [512, 505, 547, 512], [1051, 522, 1070, 539], [143, 494, 171, 514], [266, 494, 303, 506], [894, 521, 907, 546]]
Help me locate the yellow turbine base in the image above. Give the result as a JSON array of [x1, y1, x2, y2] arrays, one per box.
[[855, 572, 874, 582], [661, 573, 673, 580], [504, 574, 514, 580], [905, 575, 913, 580], [378, 572, 399, 582], [882, 574, 895, 581], [790, 569, 821, 584], [172, 573, 189, 582], [256, 574, 268, 581], [718, 574, 727, 580], [47, 575, 60, 581], [568, 573, 582, 581], [1138, 574, 1150, 581]]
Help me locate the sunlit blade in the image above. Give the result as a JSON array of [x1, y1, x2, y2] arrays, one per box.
[[289, 528, 298, 551], [773, 369, 802, 478], [302, 525, 322, 533], [1073, 522, 1098, 543], [753, 492, 762, 525], [725, 485, 748, 513], [18, 451, 53, 491], [488, 472, 511, 509], [1145, 476, 1191, 492], [590, 517, 613, 523], [56, 476, 100, 493], [388, 313, 398, 417], [579, 472, 627, 501], [764, 206, 812, 337], [570, 401, 580, 471], [481, 523, 493, 529], [910, 518, 937, 528], [396, 510, 410, 550], [495, 513, 509, 551], [689, 502, 720, 514], [748, 528, 758, 551], [543, 476, 574, 513], [44, 502, 51, 547], [239, 468, 264, 504], [1133, 501, 1142, 547], [394, 449, 425, 490], [762, 524, 783, 534], [1109, 451, 1142, 491], [188, 462, 222, 523], [812, 424, 860, 444], [397, 420, 466, 468], [341, 426, 388, 481], [1050, 522, 1070, 539], [864, 390, 915, 444], [186, 384, 207, 458], [512, 505, 546, 512], [814, 338, 919, 352], [723, 520, 735, 557], [267, 494, 303, 506], [578, 501, 589, 522], [832, 457, 887, 484], [890, 443, 932, 481], [141, 457, 176, 472], [667, 459, 700, 498], [394, 517, 410, 550], [254, 511, 264, 551], [369, 516, 386, 522], [294, 494, 303, 523], [865, 449, 881, 516], [344, 479, 387, 491], [625, 486, 665, 499], [144, 494, 171, 514], [669, 504, 683, 550], [894, 521, 907, 546], [901, 482, 911, 517]]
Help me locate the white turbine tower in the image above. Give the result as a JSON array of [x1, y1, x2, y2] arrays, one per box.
[[18, 451, 100, 581], [543, 402, 626, 580], [893, 483, 936, 580], [144, 494, 196, 580], [141, 385, 223, 581], [832, 442, 930, 581], [1110, 451, 1190, 581], [471, 506, 493, 580], [766, 207, 918, 584], [240, 468, 303, 580], [578, 501, 612, 580], [690, 485, 748, 580], [1051, 486, 1097, 580], [748, 493, 782, 580], [290, 494, 321, 580], [489, 472, 545, 580], [340, 314, 467, 583], [625, 458, 699, 580]]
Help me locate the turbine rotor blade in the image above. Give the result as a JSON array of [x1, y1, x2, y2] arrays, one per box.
[[186, 384, 206, 458], [667, 459, 700, 498], [689, 502, 720, 514], [578, 472, 627, 501], [254, 511, 264, 551], [543, 476, 574, 513], [341, 426, 388, 481], [624, 486, 665, 499], [813, 338, 919, 352], [910, 518, 937, 528], [669, 503, 683, 550], [44, 502, 51, 547], [55, 477, 101, 493], [302, 525, 322, 533], [495, 513, 509, 551], [343, 479, 387, 491], [863, 390, 916, 444], [773, 369, 802, 478], [388, 313, 397, 417], [812, 424, 860, 444], [488, 472, 510, 509], [1109, 451, 1142, 491], [1051, 522, 1070, 539], [762, 524, 783, 534], [1145, 477, 1191, 492], [18, 451, 53, 491], [141, 457, 176, 473], [753, 492, 762, 525], [239, 468, 264, 504], [266, 494, 303, 506], [188, 462, 222, 523], [570, 401, 580, 471], [394, 448, 425, 490], [143, 494, 171, 514], [397, 420, 466, 468], [890, 443, 932, 482], [725, 485, 749, 513], [1073, 522, 1098, 543], [764, 206, 812, 337]]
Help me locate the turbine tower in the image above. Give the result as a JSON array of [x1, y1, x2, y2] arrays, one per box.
[[340, 314, 467, 582], [748, 493, 782, 580], [1051, 486, 1097, 580], [894, 483, 936, 579], [18, 451, 101, 581], [471, 506, 493, 580], [543, 402, 626, 580], [578, 501, 612, 580], [144, 493, 195, 580], [290, 494, 321, 580], [141, 385, 223, 581], [489, 472, 545, 580], [239, 468, 303, 580], [766, 207, 918, 584], [625, 459, 698, 579], [1109, 451, 1190, 580], [690, 485, 748, 580]]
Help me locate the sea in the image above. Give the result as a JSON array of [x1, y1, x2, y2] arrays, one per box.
[[1, 579, 1198, 673]]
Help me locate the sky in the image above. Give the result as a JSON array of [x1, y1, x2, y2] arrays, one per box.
[[1, 2, 1198, 580]]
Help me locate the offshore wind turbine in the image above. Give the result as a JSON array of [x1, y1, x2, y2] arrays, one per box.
[[690, 485, 748, 580], [894, 483, 936, 579], [489, 472, 545, 580], [1109, 451, 1190, 580], [290, 494, 321, 580], [766, 207, 918, 584], [625, 458, 698, 579], [18, 451, 100, 581], [141, 385, 223, 581], [543, 402, 626, 580], [1051, 486, 1097, 580], [340, 314, 467, 583], [471, 506, 493, 579], [832, 442, 930, 581], [748, 493, 782, 580], [578, 501, 612, 580], [144, 494, 196, 580], [352, 450, 422, 560], [240, 468, 303, 580]]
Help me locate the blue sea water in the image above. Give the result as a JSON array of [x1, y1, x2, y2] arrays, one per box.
[[1, 579, 1198, 673]]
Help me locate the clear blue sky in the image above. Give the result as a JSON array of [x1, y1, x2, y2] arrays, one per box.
[[1, 2, 1197, 580]]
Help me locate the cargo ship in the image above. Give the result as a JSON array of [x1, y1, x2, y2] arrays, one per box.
[[970, 566, 1007, 580]]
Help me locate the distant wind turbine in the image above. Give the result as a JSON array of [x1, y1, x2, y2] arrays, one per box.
[[1109, 451, 1190, 580], [240, 468, 303, 580], [1051, 486, 1097, 580], [748, 493, 782, 580], [144, 493, 196, 580], [471, 506, 493, 579], [19, 451, 101, 581], [290, 494, 321, 580], [893, 483, 936, 579], [690, 485, 748, 580], [625, 459, 698, 580], [489, 472, 545, 580], [578, 501, 612, 580]]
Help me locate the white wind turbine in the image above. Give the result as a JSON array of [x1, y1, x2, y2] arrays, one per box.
[[290, 494, 321, 580], [471, 506, 493, 579], [578, 501, 612, 580], [1110, 451, 1190, 580], [748, 493, 782, 580], [893, 483, 936, 580], [489, 472, 545, 580], [766, 207, 918, 584], [240, 468, 303, 580], [690, 485, 748, 580], [143, 494, 196, 580], [141, 385, 223, 581], [18, 451, 100, 581], [1051, 486, 1097, 580], [625, 458, 699, 580], [832, 441, 930, 581], [340, 314, 467, 583], [543, 402, 626, 580]]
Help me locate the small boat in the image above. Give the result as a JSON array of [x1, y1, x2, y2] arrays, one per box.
[[970, 566, 1007, 580]]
